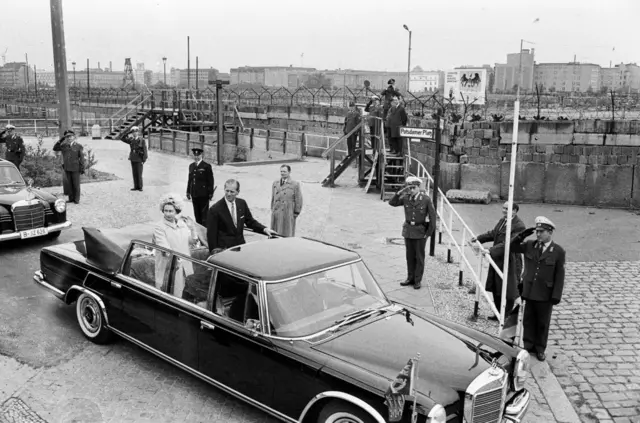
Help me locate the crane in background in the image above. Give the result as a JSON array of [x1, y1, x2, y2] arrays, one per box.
[[1, 48, 8, 65]]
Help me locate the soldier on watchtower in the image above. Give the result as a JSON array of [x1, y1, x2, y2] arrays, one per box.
[[121, 126, 147, 191], [389, 176, 437, 290], [0, 124, 26, 170]]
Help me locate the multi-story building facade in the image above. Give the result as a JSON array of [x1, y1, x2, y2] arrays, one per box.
[[409, 71, 443, 92], [230, 66, 317, 87], [534, 62, 601, 93], [601, 63, 640, 93], [493, 49, 535, 93], [171, 68, 216, 88], [0, 62, 33, 88]]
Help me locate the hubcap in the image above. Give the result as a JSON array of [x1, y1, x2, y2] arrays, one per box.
[[325, 413, 365, 423], [80, 297, 101, 334]]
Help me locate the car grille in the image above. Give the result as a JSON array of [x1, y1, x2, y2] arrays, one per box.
[[13, 203, 45, 231], [471, 387, 504, 423]]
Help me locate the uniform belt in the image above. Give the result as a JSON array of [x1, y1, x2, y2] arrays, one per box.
[[406, 221, 428, 226]]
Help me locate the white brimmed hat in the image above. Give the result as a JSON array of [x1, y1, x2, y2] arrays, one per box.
[[5, 124, 15, 130], [535, 216, 555, 231], [131, 126, 140, 131], [406, 176, 421, 186]]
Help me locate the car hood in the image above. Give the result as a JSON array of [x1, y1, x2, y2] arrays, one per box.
[[0, 186, 55, 205], [312, 309, 517, 406]]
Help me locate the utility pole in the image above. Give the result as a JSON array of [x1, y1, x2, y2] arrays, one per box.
[[187, 36, 190, 89], [213, 79, 230, 165], [49, 0, 72, 137], [196, 56, 199, 90], [86, 58, 90, 96], [403, 25, 412, 92], [429, 108, 443, 256], [25, 53, 30, 92], [34, 65, 38, 97]]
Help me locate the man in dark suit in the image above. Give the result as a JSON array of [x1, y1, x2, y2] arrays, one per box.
[[206, 179, 276, 254], [121, 126, 147, 191], [53, 130, 85, 204], [343, 101, 361, 157], [471, 202, 526, 321], [388, 176, 437, 290], [186, 148, 215, 225], [510, 216, 566, 361], [380, 78, 403, 119], [386, 97, 408, 155], [0, 124, 26, 169]]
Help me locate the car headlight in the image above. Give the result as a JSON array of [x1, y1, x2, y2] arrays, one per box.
[[513, 349, 530, 391], [427, 404, 447, 423], [54, 199, 66, 213]]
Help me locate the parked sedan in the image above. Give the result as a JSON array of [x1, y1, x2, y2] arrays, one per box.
[[34, 226, 531, 423], [0, 159, 70, 241]]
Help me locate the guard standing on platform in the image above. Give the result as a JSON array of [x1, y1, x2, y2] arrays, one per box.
[[389, 176, 437, 290], [510, 216, 566, 361], [186, 147, 215, 225], [53, 130, 85, 204], [364, 95, 384, 152], [343, 102, 361, 157], [121, 126, 147, 191], [380, 79, 403, 119], [0, 124, 26, 169]]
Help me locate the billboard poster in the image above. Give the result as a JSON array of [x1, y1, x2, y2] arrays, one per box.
[[444, 69, 487, 105]]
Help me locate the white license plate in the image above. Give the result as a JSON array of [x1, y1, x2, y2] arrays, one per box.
[[20, 228, 49, 239]]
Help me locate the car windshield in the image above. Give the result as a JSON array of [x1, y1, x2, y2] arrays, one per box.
[[265, 261, 390, 338], [0, 166, 25, 186]]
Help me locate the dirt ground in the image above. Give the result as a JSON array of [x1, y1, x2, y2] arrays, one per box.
[[454, 202, 640, 262]]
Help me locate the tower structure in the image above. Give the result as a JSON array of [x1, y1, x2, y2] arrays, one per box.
[[122, 58, 135, 87]]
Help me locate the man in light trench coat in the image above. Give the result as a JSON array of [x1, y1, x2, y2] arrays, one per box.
[[270, 165, 303, 237]]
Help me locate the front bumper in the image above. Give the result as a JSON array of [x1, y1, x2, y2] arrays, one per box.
[[0, 220, 72, 241], [502, 389, 530, 422]]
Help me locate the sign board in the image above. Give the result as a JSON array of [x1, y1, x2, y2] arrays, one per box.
[[400, 127, 433, 139], [444, 69, 487, 105]]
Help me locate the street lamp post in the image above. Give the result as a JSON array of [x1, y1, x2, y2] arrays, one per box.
[[162, 56, 167, 85], [403, 24, 412, 92], [72, 61, 76, 87]]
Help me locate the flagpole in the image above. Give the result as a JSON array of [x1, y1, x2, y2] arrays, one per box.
[[411, 353, 420, 423]]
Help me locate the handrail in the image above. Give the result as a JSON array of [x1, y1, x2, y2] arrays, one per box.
[[405, 155, 507, 328], [321, 121, 363, 158], [109, 92, 145, 120]]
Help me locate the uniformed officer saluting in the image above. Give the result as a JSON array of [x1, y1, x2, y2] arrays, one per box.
[[510, 216, 566, 361], [121, 126, 147, 191], [53, 129, 84, 204], [389, 176, 437, 290], [186, 147, 215, 225], [0, 124, 26, 170]]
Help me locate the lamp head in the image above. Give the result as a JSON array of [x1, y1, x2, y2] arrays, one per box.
[[403, 24, 409, 31]]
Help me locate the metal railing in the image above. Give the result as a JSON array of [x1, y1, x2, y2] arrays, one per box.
[[405, 155, 508, 329]]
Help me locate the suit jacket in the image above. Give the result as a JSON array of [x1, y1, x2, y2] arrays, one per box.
[[121, 134, 148, 162], [206, 197, 266, 252], [477, 216, 526, 299], [187, 160, 214, 198], [386, 105, 408, 137], [0, 132, 25, 162], [53, 138, 85, 172], [511, 239, 566, 303], [343, 110, 361, 135], [388, 189, 437, 239]]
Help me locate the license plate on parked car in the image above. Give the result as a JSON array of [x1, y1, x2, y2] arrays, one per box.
[[20, 228, 48, 239]]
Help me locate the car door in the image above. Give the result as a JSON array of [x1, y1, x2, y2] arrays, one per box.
[[197, 270, 276, 408], [151, 253, 214, 370]]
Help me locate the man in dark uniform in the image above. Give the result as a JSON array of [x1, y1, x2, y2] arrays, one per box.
[[343, 101, 361, 157], [0, 124, 26, 169], [53, 130, 85, 204], [389, 176, 437, 290], [121, 126, 147, 191], [386, 97, 408, 155], [364, 95, 384, 153], [510, 216, 566, 361], [380, 79, 403, 119], [186, 147, 215, 225], [471, 202, 526, 320], [206, 179, 276, 254], [56, 129, 75, 198]]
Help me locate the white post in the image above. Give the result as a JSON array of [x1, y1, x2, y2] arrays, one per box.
[[447, 211, 453, 263], [459, 227, 466, 286], [34, 119, 37, 135], [438, 196, 444, 244]]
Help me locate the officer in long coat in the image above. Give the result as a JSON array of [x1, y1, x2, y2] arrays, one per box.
[[270, 165, 303, 237], [343, 102, 361, 157], [186, 148, 215, 225], [388, 176, 437, 290], [380, 78, 403, 119], [471, 202, 526, 320], [364, 95, 384, 153], [386, 97, 408, 155], [0, 124, 26, 169], [53, 130, 85, 204], [121, 126, 147, 191], [510, 216, 566, 361]]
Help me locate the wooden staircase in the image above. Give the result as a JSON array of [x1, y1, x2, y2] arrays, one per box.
[[321, 153, 358, 187], [381, 154, 405, 201], [105, 111, 150, 140]]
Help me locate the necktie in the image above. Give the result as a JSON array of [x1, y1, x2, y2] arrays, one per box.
[[231, 202, 237, 227], [280, 179, 285, 186]]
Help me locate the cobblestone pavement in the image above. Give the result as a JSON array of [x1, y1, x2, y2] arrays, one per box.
[[547, 261, 640, 423]]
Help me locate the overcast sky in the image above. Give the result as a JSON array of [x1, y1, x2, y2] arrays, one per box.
[[2, 0, 637, 73]]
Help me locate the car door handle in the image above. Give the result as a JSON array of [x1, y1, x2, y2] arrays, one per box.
[[200, 321, 216, 332], [110, 282, 122, 289]]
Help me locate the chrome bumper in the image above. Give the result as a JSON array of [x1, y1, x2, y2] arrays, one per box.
[[0, 220, 72, 241], [502, 390, 530, 423], [33, 270, 65, 300]]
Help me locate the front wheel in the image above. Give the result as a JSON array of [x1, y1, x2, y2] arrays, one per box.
[[317, 400, 376, 423], [76, 293, 112, 344]]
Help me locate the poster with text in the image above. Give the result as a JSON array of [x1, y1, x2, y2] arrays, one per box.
[[444, 69, 487, 105]]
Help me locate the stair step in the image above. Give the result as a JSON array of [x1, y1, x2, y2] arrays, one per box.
[[385, 165, 404, 168], [384, 174, 405, 178]]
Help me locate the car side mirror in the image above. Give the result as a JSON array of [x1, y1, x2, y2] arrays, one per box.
[[245, 319, 261, 336]]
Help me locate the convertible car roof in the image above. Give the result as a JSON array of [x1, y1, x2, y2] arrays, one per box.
[[209, 237, 361, 281]]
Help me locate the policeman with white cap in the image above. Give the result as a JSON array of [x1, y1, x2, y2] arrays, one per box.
[[121, 126, 147, 191], [0, 124, 26, 169], [389, 176, 437, 290], [510, 216, 566, 361]]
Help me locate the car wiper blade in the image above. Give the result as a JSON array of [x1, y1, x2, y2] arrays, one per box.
[[331, 308, 383, 331]]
